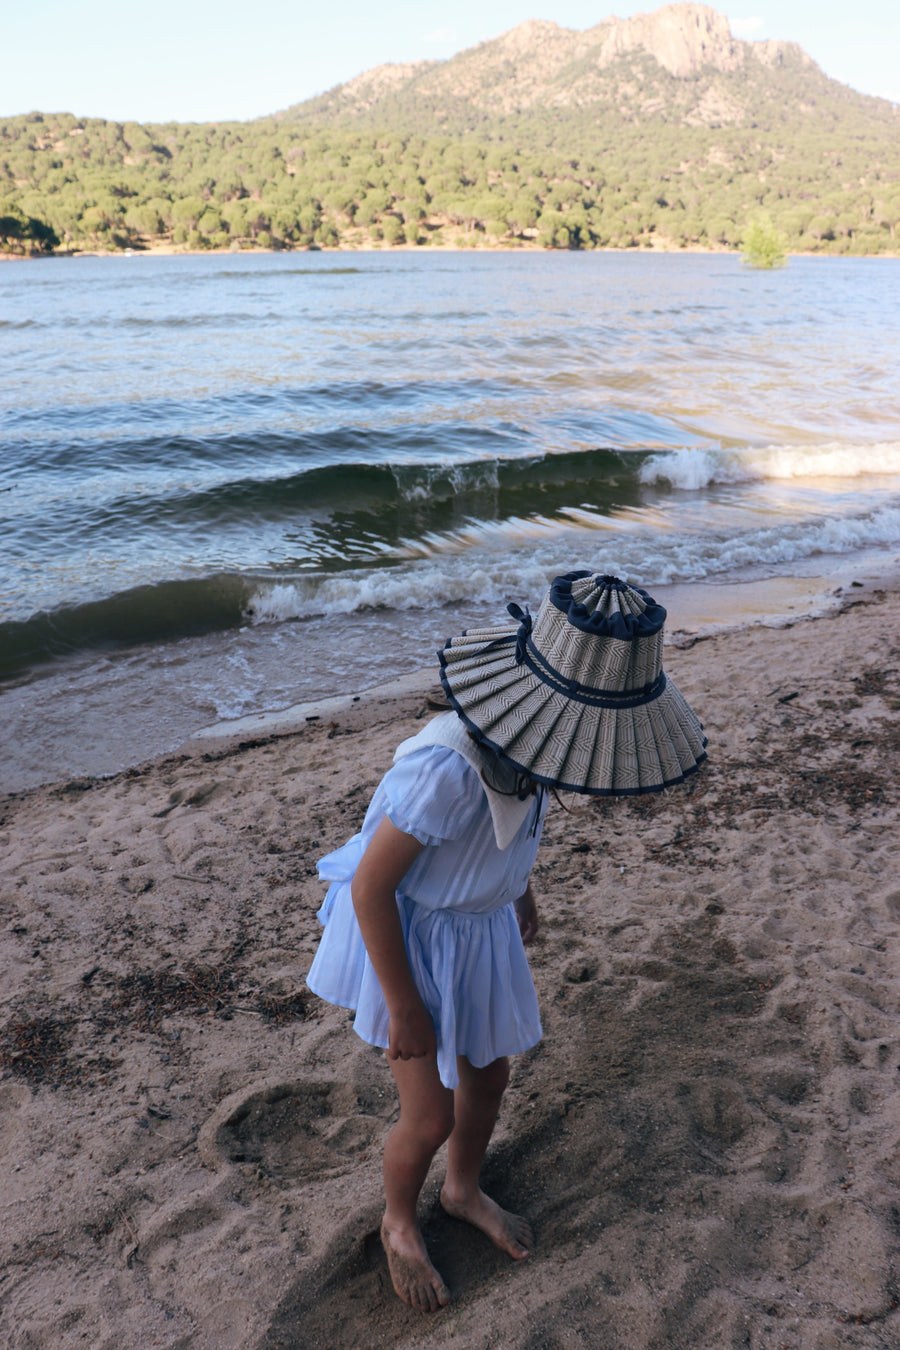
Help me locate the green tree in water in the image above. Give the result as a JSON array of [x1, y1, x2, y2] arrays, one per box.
[[741, 215, 787, 269]]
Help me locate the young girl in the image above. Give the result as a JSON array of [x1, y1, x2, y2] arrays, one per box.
[[307, 572, 706, 1311]]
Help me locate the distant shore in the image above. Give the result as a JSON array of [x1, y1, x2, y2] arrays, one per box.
[[5, 239, 900, 261]]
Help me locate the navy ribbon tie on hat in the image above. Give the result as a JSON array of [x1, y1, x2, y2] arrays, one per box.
[[470, 603, 533, 664], [507, 602, 533, 664]]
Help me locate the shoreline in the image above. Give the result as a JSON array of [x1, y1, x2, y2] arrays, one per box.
[[5, 242, 900, 261], [186, 569, 892, 753], [3, 563, 897, 801], [1, 583, 898, 1346]]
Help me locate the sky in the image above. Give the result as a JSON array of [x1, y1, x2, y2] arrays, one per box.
[[3, 0, 899, 124]]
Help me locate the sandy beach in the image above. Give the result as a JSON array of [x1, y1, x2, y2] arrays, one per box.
[[2, 585, 899, 1349]]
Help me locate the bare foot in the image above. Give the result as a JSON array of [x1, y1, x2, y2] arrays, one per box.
[[380, 1220, 451, 1312], [439, 1186, 534, 1259]]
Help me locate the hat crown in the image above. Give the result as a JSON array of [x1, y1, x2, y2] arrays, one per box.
[[531, 572, 666, 696]]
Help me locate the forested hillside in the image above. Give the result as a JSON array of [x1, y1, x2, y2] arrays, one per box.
[[3, 3, 899, 256]]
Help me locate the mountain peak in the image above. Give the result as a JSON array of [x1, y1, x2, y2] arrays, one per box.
[[295, 2, 826, 124], [584, 4, 743, 78]]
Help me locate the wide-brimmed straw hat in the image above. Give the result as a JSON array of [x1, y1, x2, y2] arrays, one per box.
[[439, 571, 707, 796]]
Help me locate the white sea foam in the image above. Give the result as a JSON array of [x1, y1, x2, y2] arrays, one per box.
[[640, 441, 900, 489], [246, 561, 555, 624], [245, 500, 900, 624]]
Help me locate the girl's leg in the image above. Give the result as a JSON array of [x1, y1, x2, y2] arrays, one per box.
[[440, 1055, 534, 1259], [382, 1053, 454, 1312]]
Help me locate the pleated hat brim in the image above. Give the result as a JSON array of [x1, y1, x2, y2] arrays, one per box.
[[439, 620, 707, 797]]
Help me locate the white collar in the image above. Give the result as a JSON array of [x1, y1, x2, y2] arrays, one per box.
[[393, 713, 536, 850]]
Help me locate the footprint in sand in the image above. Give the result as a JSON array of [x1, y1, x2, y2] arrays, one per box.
[[198, 1076, 386, 1183], [688, 1077, 753, 1147]]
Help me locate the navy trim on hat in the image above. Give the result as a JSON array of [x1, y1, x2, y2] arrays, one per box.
[[549, 572, 667, 638]]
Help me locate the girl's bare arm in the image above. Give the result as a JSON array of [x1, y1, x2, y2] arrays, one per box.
[[350, 816, 432, 1061]]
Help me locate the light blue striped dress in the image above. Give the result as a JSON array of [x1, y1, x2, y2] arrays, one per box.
[[306, 744, 547, 1088]]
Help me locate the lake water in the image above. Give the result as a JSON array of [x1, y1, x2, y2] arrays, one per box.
[[2, 250, 900, 790]]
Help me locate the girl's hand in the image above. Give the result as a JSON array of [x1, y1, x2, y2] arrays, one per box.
[[388, 998, 437, 1061], [515, 884, 539, 945]]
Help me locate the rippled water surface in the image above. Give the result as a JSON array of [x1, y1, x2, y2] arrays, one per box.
[[2, 250, 900, 787]]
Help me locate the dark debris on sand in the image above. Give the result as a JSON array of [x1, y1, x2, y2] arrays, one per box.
[[0, 1015, 75, 1087], [0, 942, 312, 1091]]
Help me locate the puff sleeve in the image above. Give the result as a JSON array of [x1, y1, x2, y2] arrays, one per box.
[[381, 746, 485, 846]]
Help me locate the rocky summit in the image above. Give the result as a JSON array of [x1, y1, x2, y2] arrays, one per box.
[[290, 3, 823, 127]]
